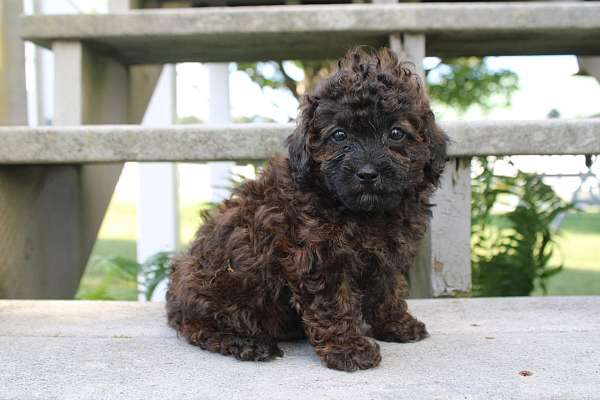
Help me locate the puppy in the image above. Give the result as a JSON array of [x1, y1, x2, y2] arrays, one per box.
[[166, 48, 447, 371]]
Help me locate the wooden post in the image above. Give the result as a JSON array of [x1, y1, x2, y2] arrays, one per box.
[[0, 0, 161, 298], [389, 33, 425, 77], [0, 0, 72, 298], [578, 57, 600, 83], [390, 33, 472, 298], [53, 41, 129, 271], [0, 0, 27, 125], [0, 1, 83, 298]]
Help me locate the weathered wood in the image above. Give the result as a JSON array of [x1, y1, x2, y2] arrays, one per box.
[[41, 41, 128, 299], [0, 0, 27, 125], [578, 56, 600, 83], [413, 156, 471, 298], [20, 3, 600, 63], [389, 33, 471, 298], [0, 167, 82, 299], [129, 65, 164, 123], [0, 0, 55, 299], [428, 159, 472, 297], [0, 2, 88, 299], [108, 0, 144, 11], [55, 41, 129, 260], [1, 119, 598, 164], [7, 1, 600, 301], [389, 33, 425, 77], [0, 2, 163, 299]]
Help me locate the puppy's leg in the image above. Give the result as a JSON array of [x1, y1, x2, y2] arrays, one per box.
[[294, 272, 381, 372], [364, 272, 429, 343], [166, 257, 283, 361], [172, 317, 283, 361]]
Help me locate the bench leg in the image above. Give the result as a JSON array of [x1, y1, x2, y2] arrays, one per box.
[[0, 1, 80, 298], [0, 34, 161, 297], [389, 32, 472, 298], [411, 159, 472, 297]]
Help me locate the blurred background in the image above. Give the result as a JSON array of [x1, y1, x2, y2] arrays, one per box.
[[22, 0, 600, 300]]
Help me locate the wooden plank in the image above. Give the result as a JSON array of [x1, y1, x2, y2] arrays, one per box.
[[20, 3, 600, 63], [0, 119, 599, 164]]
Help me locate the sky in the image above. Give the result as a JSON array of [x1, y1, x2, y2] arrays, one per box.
[[177, 55, 600, 124]]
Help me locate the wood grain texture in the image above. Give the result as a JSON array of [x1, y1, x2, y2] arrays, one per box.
[[1, 119, 598, 164], [20, 3, 600, 62]]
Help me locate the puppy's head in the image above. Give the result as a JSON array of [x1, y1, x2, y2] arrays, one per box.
[[287, 47, 448, 213]]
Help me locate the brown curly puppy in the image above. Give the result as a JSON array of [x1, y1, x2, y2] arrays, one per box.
[[166, 48, 448, 372]]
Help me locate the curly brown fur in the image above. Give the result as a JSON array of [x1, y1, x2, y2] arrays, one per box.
[[166, 47, 448, 371]]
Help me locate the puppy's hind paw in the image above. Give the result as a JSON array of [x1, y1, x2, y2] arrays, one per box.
[[374, 314, 429, 343], [221, 336, 283, 362]]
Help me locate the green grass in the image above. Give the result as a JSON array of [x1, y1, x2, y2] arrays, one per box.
[[532, 212, 600, 296], [76, 201, 213, 300], [534, 268, 600, 296], [76, 239, 137, 300], [77, 199, 600, 300]]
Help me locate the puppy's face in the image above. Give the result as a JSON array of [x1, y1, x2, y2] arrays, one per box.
[[288, 48, 448, 213], [312, 103, 429, 212]]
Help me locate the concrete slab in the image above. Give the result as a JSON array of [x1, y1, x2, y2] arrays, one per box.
[[1, 297, 599, 399], [20, 3, 600, 63], [0, 119, 599, 164]]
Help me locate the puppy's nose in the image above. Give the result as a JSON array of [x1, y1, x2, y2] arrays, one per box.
[[357, 164, 379, 183]]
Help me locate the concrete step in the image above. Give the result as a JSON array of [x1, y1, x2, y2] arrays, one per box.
[[21, 3, 600, 63], [0, 297, 598, 399], [0, 119, 598, 164]]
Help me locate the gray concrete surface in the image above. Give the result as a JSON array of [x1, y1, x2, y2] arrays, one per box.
[[20, 3, 600, 63], [0, 119, 598, 164], [0, 297, 599, 399]]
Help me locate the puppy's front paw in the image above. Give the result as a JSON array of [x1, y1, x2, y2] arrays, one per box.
[[373, 314, 429, 343], [321, 337, 381, 372]]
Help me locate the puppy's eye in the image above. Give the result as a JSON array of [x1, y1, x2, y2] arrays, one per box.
[[332, 129, 347, 142], [389, 127, 407, 142]]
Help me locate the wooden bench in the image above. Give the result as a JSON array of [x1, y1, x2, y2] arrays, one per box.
[[1, 2, 599, 396], [3, 1, 600, 298]]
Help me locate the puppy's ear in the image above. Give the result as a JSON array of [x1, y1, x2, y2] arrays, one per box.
[[287, 95, 318, 184], [423, 110, 448, 187]]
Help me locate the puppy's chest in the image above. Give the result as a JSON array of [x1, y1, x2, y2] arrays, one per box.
[[323, 220, 404, 270]]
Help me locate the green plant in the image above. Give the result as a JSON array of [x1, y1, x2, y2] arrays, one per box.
[[427, 57, 518, 113], [237, 57, 518, 113], [86, 201, 221, 300], [99, 251, 174, 301], [472, 157, 573, 296]]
